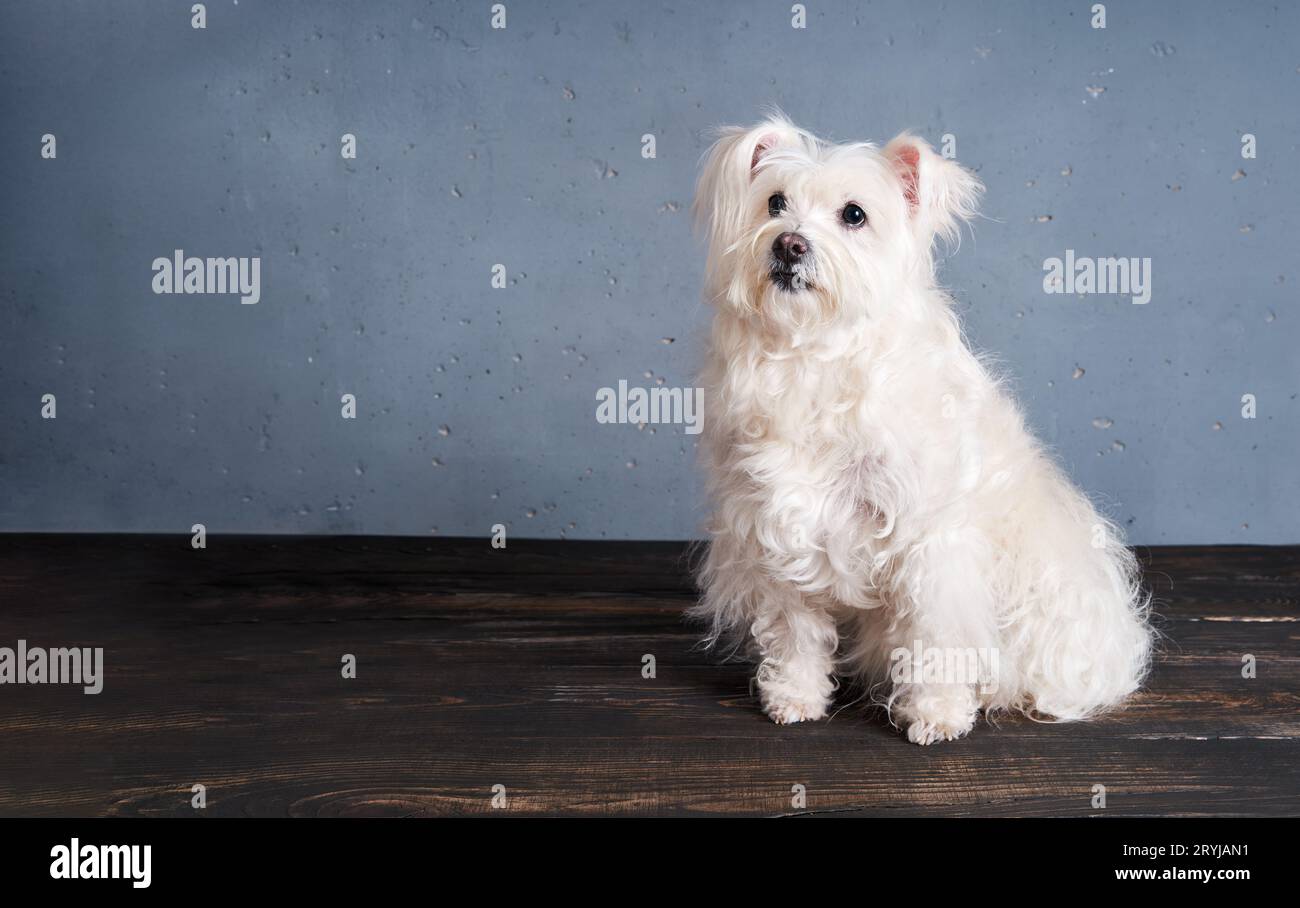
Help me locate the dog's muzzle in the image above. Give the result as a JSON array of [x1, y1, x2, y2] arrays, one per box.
[[770, 231, 812, 291]]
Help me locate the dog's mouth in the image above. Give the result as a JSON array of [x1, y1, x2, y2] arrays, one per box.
[[769, 267, 813, 292]]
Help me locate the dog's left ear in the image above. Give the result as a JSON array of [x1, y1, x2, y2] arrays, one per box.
[[883, 134, 983, 249]]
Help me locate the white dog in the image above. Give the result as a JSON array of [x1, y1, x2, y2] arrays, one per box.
[[691, 115, 1153, 744]]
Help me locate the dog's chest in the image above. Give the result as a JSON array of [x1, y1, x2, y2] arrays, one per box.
[[716, 357, 884, 491], [722, 353, 871, 443]]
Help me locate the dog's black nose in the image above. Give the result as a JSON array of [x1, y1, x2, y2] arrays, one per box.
[[772, 232, 809, 265]]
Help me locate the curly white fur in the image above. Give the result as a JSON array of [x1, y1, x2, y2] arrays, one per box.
[[691, 114, 1153, 745]]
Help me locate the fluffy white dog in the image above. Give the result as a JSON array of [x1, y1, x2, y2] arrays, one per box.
[[691, 115, 1153, 744]]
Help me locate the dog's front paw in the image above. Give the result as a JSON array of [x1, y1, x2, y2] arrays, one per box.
[[898, 688, 978, 745], [759, 687, 829, 725], [905, 716, 974, 745]]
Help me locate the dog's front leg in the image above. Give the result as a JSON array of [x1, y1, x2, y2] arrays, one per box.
[[749, 582, 838, 725], [889, 531, 997, 745]]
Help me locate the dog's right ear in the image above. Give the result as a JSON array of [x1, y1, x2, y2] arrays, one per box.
[[693, 119, 807, 249]]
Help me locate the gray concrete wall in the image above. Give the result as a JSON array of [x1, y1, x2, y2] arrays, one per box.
[[1, 0, 1296, 543]]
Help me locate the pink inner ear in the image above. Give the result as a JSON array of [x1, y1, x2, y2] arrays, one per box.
[[894, 144, 921, 209], [751, 133, 778, 173]]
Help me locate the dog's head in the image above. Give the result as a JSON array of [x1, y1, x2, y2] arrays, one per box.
[[693, 114, 982, 331]]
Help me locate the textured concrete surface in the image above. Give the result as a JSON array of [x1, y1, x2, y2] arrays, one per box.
[[0, 0, 1296, 542]]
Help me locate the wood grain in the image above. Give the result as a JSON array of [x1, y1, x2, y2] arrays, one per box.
[[0, 535, 1296, 816]]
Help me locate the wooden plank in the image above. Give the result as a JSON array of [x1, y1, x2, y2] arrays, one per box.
[[0, 535, 1296, 817]]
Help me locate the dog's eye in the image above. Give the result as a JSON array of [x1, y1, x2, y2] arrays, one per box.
[[841, 203, 867, 228], [768, 193, 787, 217]]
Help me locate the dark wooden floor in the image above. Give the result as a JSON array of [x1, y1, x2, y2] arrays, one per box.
[[0, 535, 1296, 817]]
